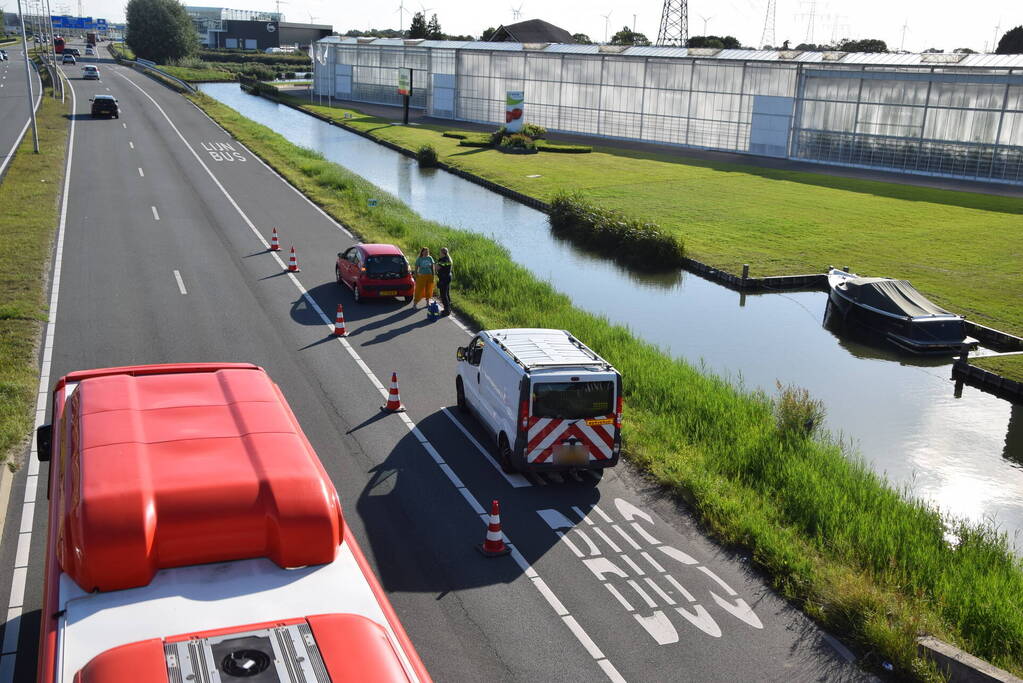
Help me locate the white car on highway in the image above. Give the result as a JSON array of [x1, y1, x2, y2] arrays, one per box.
[[82, 65, 99, 80]]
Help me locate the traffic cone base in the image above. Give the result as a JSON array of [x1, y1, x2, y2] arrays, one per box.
[[478, 500, 511, 557], [381, 372, 405, 413], [333, 304, 347, 336], [269, 227, 280, 251]]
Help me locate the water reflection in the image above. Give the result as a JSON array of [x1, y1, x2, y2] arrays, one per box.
[[200, 84, 1023, 548]]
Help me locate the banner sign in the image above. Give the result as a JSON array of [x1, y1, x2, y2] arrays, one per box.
[[505, 91, 524, 132], [397, 68, 412, 96]]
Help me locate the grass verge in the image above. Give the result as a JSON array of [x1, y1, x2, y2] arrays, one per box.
[[0, 67, 69, 468], [188, 90, 1023, 680], [269, 92, 1023, 337], [972, 354, 1023, 383]]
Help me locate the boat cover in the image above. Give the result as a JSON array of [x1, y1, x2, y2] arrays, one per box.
[[834, 277, 955, 318]]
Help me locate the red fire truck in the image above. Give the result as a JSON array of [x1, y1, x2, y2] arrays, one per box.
[[35, 363, 430, 682]]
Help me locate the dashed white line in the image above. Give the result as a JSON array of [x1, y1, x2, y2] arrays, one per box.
[[0, 64, 75, 681], [121, 122, 126, 128], [151, 205, 159, 220], [129, 141, 134, 149], [173, 270, 187, 295], [137, 167, 144, 177], [115, 69, 625, 683]]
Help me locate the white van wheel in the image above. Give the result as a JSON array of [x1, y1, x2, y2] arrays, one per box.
[[498, 435, 516, 474], [456, 378, 468, 413]]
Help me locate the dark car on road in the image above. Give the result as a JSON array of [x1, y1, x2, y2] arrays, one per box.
[[0, 50, 8, 61], [66, 47, 81, 56], [336, 244, 415, 303], [90, 95, 119, 118]]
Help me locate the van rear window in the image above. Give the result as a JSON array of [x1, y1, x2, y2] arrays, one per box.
[[532, 381, 614, 419]]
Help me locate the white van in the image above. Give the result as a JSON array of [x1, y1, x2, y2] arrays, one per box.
[[455, 329, 622, 474]]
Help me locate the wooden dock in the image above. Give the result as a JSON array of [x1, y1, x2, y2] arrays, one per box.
[[952, 355, 1023, 404]]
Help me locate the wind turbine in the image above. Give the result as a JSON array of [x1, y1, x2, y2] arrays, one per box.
[[698, 14, 712, 36], [601, 10, 612, 43], [395, 0, 409, 32], [307, 12, 318, 23], [510, 3, 523, 21]]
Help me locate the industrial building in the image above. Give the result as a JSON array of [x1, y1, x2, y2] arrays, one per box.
[[186, 7, 331, 50], [312, 37, 1023, 185]]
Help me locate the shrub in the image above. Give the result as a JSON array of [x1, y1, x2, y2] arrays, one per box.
[[241, 63, 275, 81], [548, 193, 685, 270], [457, 139, 491, 148], [520, 122, 547, 139], [536, 141, 592, 153], [499, 134, 536, 150], [489, 125, 507, 147], [774, 382, 826, 440], [443, 131, 468, 139], [417, 144, 438, 167]]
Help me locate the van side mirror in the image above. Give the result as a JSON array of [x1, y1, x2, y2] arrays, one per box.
[[456, 347, 466, 361], [36, 424, 52, 462], [337, 252, 342, 258]]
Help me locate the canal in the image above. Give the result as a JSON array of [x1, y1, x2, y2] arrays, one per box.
[[200, 83, 1023, 547]]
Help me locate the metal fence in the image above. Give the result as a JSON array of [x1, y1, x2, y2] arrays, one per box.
[[313, 38, 1023, 184]]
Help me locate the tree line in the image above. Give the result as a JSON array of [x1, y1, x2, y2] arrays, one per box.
[[119, 0, 1023, 65]]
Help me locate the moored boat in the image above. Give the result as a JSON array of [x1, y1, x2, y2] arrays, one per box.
[[826, 268, 978, 355]]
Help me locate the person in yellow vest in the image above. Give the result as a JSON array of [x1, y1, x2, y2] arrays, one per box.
[[413, 247, 436, 307]]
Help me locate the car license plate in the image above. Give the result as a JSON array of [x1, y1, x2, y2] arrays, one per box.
[[554, 443, 589, 465], [379, 290, 397, 296]]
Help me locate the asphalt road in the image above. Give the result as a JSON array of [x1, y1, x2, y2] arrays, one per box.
[[0, 41, 42, 180], [0, 43, 872, 682]]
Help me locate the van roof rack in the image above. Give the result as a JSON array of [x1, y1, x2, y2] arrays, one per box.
[[487, 328, 613, 372]]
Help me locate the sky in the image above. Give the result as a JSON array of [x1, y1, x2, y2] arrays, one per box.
[[24, 0, 1023, 53]]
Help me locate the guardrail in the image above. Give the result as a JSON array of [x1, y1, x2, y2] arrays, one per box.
[[132, 59, 197, 93]]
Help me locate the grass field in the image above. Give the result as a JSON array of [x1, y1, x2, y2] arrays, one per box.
[[276, 94, 1023, 337], [972, 354, 1023, 383], [0, 68, 68, 468], [190, 90, 1023, 681]]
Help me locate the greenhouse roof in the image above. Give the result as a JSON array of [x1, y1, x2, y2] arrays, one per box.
[[319, 36, 1023, 69]]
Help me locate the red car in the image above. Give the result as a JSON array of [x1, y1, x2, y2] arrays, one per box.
[[336, 243, 415, 303]]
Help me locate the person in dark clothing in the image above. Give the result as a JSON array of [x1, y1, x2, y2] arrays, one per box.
[[436, 247, 453, 316]]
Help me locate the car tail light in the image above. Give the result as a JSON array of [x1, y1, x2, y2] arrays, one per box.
[[614, 395, 623, 428], [519, 400, 529, 431]]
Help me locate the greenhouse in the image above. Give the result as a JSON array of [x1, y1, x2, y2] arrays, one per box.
[[312, 37, 1023, 184]]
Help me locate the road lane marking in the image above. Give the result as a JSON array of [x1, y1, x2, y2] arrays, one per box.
[[116, 70, 625, 683], [129, 141, 134, 149], [151, 205, 159, 220], [173, 270, 187, 295], [138, 167, 144, 177], [0, 65, 42, 179], [0, 66, 74, 679], [122, 122, 126, 128]]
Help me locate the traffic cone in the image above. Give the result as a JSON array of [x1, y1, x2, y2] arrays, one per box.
[[333, 304, 347, 336], [478, 500, 511, 557], [287, 245, 300, 272], [269, 227, 280, 251], [380, 372, 405, 413]]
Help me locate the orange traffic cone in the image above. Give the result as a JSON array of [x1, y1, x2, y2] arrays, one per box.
[[269, 227, 280, 251], [333, 304, 347, 336], [288, 245, 300, 272], [478, 500, 511, 557], [381, 372, 405, 413]]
